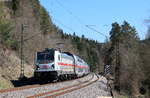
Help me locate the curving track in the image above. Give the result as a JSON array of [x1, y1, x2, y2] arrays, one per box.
[[0, 74, 111, 98], [27, 74, 97, 98], [0, 74, 92, 93], [0, 74, 94, 98]]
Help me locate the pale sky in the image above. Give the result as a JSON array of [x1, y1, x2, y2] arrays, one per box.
[[40, 0, 150, 42]]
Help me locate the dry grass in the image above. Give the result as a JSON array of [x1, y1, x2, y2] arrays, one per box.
[[0, 76, 13, 89]]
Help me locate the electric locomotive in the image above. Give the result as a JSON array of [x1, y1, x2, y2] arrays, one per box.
[[34, 48, 90, 81]]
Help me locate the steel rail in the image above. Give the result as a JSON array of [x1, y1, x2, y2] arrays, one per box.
[[27, 74, 97, 98], [0, 74, 91, 94], [46, 76, 99, 98]]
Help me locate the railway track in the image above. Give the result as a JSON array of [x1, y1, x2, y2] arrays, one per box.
[[27, 74, 98, 98], [0, 74, 92, 94]]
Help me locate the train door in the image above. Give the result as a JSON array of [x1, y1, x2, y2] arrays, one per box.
[[72, 55, 76, 75], [54, 50, 61, 71]]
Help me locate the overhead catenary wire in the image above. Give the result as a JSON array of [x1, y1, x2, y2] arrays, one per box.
[[54, 0, 89, 33], [54, 0, 108, 39], [52, 16, 75, 33], [21, 0, 108, 42], [47, 0, 79, 34], [85, 25, 108, 39], [55, 0, 85, 25]]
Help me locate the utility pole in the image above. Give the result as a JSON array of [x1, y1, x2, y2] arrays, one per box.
[[19, 24, 27, 80]]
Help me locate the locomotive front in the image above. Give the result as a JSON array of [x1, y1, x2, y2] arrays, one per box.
[[34, 48, 57, 80]]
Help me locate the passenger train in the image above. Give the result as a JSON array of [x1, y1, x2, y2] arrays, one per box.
[[34, 48, 90, 81]]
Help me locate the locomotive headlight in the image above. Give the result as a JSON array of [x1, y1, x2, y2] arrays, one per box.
[[51, 64, 54, 69]]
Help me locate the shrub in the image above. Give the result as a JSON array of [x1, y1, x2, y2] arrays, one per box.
[[12, 0, 19, 14], [0, 21, 11, 44], [0, 20, 19, 50]]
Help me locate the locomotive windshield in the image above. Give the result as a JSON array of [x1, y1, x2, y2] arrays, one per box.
[[37, 51, 54, 64]]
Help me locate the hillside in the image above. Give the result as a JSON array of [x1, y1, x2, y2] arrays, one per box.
[[1, 1, 150, 98], [0, 0, 104, 89]]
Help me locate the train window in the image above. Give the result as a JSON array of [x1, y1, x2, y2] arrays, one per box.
[[37, 53, 54, 61], [61, 53, 73, 61]]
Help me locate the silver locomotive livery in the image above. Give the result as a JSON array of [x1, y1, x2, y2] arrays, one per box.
[[34, 48, 90, 81]]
